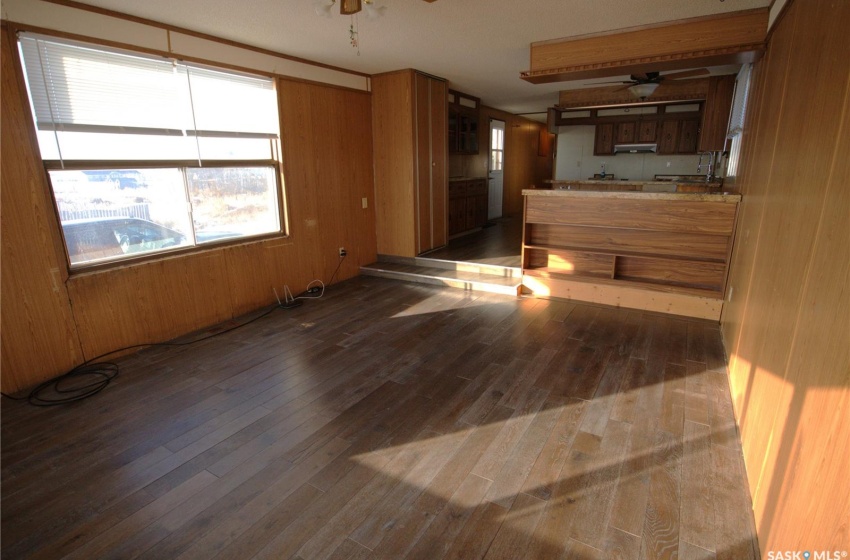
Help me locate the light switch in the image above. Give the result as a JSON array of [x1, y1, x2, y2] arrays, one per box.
[[362, 197, 368, 209]]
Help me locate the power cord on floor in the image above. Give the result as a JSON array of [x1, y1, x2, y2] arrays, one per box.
[[327, 253, 346, 287], [1, 303, 283, 407], [276, 253, 346, 304], [1, 255, 349, 407]]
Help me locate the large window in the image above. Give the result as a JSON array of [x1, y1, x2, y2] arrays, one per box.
[[18, 33, 285, 268]]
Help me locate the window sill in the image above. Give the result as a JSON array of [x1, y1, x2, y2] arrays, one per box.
[[66, 231, 293, 278]]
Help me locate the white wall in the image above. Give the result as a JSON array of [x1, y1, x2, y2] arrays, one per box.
[[554, 125, 702, 181]]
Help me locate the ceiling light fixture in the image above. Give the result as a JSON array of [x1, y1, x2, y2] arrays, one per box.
[[628, 82, 660, 100], [313, 0, 386, 19], [314, 0, 334, 17], [340, 0, 362, 15], [313, 0, 386, 55], [363, 1, 387, 20]]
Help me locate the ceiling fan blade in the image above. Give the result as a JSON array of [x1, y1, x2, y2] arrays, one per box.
[[632, 73, 649, 81], [586, 80, 632, 86], [662, 68, 710, 80], [614, 84, 635, 92]]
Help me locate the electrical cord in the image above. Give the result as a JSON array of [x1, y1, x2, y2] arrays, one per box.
[[1, 255, 348, 407], [328, 253, 346, 287], [278, 253, 346, 304], [2, 302, 281, 407]]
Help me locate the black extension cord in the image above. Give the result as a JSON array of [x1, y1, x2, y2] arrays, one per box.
[[1, 304, 281, 407], [328, 253, 346, 287], [2, 254, 349, 407]]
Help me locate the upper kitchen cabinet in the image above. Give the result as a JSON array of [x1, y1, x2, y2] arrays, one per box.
[[615, 121, 636, 144], [594, 123, 615, 155], [699, 75, 736, 152], [657, 119, 680, 154], [657, 104, 702, 155], [677, 119, 700, 153], [559, 87, 735, 156], [448, 89, 480, 155], [373, 70, 448, 257], [638, 120, 658, 143]]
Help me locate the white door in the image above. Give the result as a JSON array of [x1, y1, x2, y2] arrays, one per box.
[[488, 119, 505, 220]]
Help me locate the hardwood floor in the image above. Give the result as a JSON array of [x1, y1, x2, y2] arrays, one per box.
[[423, 216, 522, 267], [1, 277, 758, 559]]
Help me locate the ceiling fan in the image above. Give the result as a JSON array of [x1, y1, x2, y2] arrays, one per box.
[[591, 69, 711, 99]]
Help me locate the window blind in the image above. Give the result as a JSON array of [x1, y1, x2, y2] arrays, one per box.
[[727, 64, 752, 138], [19, 35, 187, 135], [18, 34, 279, 142]]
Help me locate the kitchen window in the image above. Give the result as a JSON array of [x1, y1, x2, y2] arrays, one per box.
[[725, 63, 753, 180], [17, 33, 286, 268]]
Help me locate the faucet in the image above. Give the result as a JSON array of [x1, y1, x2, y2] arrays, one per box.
[[697, 151, 715, 183]]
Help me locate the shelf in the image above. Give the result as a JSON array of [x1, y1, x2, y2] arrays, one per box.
[[523, 268, 723, 299], [522, 265, 612, 281], [522, 243, 726, 264]]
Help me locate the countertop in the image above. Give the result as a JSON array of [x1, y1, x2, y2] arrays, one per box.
[[523, 189, 741, 203], [544, 179, 723, 188]]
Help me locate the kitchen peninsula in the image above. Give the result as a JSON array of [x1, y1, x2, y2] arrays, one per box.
[[522, 188, 740, 320]]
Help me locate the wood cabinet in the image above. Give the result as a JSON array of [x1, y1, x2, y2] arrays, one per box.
[[372, 70, 448, 257], [521, 192, 740, 320], [678, 119, 700, 153], [614, 119, 658, 144], [657, 119, 680, 154], [448, 90, 480, 155], [594, 123, 615, 155], [637, 120, 657, 142], [599, 119, 667, 151], [615, 121, 636, 144], [699, 75, 736, 152], [658, 117, 700, 154], [590, 107, 702, 156], [448, 178, 488, 236]]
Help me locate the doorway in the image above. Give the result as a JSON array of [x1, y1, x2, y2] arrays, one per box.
[[488, 119, 505, 220], [421, 117, 521, 267]]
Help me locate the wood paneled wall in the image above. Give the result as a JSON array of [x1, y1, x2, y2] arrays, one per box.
[[720, 0, 850, 555], [449, 107, 553, 217], [372, 70, 416, 257], [0, 26, 84, 392], [0, 27, 376, 393]]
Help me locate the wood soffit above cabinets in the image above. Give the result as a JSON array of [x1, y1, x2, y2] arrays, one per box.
[[551, 103, 702, 128], [521, 8, 768, 84]]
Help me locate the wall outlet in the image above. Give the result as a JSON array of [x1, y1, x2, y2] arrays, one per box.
[[339, 247, 347, 257], [666, 161, 672, 167]]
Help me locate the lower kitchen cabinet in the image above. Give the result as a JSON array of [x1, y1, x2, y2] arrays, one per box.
[[449, 178, 489, 236]]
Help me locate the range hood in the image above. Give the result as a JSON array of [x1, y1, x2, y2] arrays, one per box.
[[614, 143, 658, 154]]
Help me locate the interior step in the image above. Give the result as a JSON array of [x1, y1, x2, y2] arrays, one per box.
[[376, 254, 521, 279], [360, 259, 522, 296]]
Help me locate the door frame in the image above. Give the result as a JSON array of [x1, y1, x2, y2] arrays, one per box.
[[488, 118, 506, 220]]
